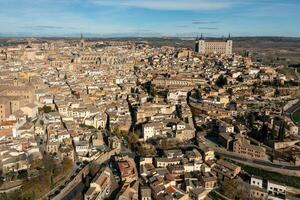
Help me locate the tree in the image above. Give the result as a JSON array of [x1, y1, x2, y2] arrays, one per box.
[[0, 193, 7, 200], [138, 143, 156, 157], [252, 82, 259, 94], [274, 88, 280, 97], [40, 105, 53, 113], [260, 123, 269, 141], [74, 192, 83, 200], [215, 74, 227, 88], [194, 89, 202, 99], [30, 159, 43, 170], [0, 177, 4, 187], [227, 88, 233, 95], [269, 123, 276, 140], [221, 179, 251, 199], [143, 81, 156, 96], [160, 139, 179, 149], [248, 113, 256, 128], [17, 170, 28, 180], [278, 122, 285, 141], [221, 179, 239, 199], [128, 132, 139, 144], [62, 158, 73, 172], [6, 171, 15, 181], [50, 175, 54, 189], [157, 89, 169, 98], [236, 76, 244, 82], [7, 190, 25, 200], [236, 115, 245, 124]]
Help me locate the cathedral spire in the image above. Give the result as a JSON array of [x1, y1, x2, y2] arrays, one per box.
[[80, 33, 85, 48]]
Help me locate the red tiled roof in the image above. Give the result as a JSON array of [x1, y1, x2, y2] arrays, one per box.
[[0, 128, 12, 137], [0, 120, 16, 126], [165, 186, 176, 194]]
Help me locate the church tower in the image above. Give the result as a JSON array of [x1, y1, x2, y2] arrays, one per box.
[[195, 35, 199, 52], [226, 33, 233, 55], [195, 34, 205, 53], [80, 33, 85, 48]]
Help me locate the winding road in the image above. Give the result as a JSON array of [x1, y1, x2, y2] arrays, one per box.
[[284, 99, 300, 124], [181, 144, 300, 171]]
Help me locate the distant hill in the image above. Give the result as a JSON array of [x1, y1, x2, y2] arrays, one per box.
[[1, 36, 300, 65]]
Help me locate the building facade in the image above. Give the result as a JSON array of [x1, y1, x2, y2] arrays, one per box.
[[195, 35, 232, 55], [233, 135, 266, 159]]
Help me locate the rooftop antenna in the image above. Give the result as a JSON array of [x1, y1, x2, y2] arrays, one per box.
[[200, 33, 203, 39]]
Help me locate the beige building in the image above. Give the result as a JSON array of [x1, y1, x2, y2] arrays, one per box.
[[195, 35, 232, 55], [249, 186, 268, 200], [233, 134, 266, 159], [0, 86, 34, 104], [84, 167, 118, 200], [0, 97, 10, 121], [0, 96, 22, 121]]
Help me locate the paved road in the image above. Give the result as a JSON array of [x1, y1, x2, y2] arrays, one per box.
[[181, 144, 300, 171], [217, 150, 300, 170], [279, 98, 300, 125], [285, 99, 300, 116], [42, 162, 86, 200]]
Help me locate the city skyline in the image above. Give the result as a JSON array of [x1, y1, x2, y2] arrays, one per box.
[[1, 0, 300, 37], [1, 1, 300, 199]]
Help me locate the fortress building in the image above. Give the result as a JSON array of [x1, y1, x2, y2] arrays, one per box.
[[195, 34, 232, 55]]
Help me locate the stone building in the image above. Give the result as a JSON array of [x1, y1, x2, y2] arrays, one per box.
[[195, 35, 232, 55], [233, 134, 266, 159]]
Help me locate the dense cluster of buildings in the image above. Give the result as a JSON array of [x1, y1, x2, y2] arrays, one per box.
[[0, 36, 299, 199]]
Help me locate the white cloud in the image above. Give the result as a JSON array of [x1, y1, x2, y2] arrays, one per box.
[[92, 0, 233, 11]]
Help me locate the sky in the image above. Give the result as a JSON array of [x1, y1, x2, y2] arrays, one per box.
[[0, 0, 300, 37]]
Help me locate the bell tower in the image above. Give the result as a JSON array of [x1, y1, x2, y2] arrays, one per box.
[[80, 33, 85, 48], [195, 34, 205, 53]]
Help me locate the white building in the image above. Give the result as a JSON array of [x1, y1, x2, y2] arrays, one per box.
[[250, 176, 263, 188], [142, 122, 164, 141], [219, 121, 234, 133], [183, 162, 202, 172], [267, 181, 286, 199]]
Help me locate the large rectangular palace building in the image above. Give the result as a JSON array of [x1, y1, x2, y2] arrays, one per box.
[[195, 35, 233, 55]]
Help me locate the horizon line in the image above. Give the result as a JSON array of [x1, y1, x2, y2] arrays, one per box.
[[1, 35, 300, 39]]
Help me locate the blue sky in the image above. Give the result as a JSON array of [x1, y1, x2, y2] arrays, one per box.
[[0, 0, 300, 37]]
